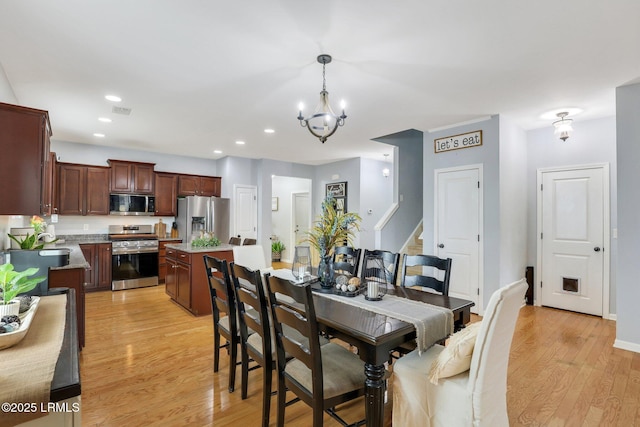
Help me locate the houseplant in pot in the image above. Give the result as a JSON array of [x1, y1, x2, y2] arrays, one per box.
[[0, 263, 46, 316], [271, 241, 286, 262], [304, 196, 361, 288]]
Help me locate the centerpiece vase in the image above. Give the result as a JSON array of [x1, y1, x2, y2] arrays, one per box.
[[318, 255, 335, 289]]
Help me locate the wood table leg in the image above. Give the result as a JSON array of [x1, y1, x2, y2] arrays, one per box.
[[364, 362, 386, 427]]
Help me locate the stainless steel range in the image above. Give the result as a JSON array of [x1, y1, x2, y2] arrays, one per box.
[[109, 225, 159, 291]]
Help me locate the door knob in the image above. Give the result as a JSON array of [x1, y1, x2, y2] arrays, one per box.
[[594, 247, 601, 252], [438, 243, 445, 248]]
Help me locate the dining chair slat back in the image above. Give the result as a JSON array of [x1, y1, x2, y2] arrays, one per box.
[[230, 262, 273, 427], [265, 274, 367, 427], [361, 249, 400, 287], [332, 246, 362, 276], [204, 255, 241, 393], [229, 236, 242, 245], [401, 254, 452, 295], [242, 238, 257, 245]]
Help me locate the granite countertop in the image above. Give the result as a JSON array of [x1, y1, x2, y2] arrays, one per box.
[[47, 243, 90, 270], [165, 243, 235, 253]]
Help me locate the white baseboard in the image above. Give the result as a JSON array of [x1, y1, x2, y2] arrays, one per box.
[[606, 313, 617, 321], [613, 339, 640, 354]]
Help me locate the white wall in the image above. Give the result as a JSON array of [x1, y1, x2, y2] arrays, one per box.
[[526, 116, 617, 312], [271, 176, 312, 262], [359, 158, 393, 250], [499, 116, 528, 285]]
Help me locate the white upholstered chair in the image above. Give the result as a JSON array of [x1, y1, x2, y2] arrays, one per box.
[[392, 278, 527, 427], [232, 244, 272, 272]]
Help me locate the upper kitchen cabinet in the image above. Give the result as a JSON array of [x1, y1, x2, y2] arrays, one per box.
[[154, 172, 178, 216], [108, 160, 155, 194], [178, 174, 221, 197], [58, 163, 110, 215], [0, 102, 53, 215]]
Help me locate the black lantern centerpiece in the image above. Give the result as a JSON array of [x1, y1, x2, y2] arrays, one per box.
[[362, 254, 388, 301], [291, 245, 312, 282]]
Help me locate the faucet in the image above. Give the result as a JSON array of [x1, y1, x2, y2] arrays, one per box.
[[38, 233, 56, 243]]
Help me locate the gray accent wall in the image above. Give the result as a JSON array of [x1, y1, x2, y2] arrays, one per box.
[[373, 129, 424, 253], [616, 82, 640, 347], [424, 116, 501, 310]]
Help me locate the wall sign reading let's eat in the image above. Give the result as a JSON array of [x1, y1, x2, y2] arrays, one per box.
[[434, 130, 483, 153]]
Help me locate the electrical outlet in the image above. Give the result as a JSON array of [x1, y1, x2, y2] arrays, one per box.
[[83, 224, 89, 231], [50, 214, 58, 223]]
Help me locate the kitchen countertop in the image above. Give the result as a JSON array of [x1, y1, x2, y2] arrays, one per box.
[[44, 243, 90, 270], [165, 243, 235, 253]]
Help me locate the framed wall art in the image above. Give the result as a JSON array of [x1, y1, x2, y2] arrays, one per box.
[[325, 181, 347, 214]]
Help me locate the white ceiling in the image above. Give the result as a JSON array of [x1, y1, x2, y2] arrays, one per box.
[[1, 1, 639, 165]]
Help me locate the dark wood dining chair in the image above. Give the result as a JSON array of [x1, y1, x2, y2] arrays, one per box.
[[230, 262, 273, 427], [332, 246, 362, 276], [229, 236, 242, 245], [265, 274, 367, 427], [242, 238, 257, 245], [360, 249, 400, 287], [204, 255, 244, 393], [400, 253, 452, 295]]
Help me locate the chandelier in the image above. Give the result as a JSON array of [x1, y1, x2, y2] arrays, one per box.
[[297, 54, 347, 143]]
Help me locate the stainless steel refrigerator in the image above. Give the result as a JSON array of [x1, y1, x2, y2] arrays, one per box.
[[176, 196, 230, 243]]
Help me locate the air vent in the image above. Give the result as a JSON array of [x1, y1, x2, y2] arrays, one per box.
[[112, 106, 132, 115]]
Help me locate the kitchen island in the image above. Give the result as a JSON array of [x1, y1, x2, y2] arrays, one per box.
[[164, 243, 234, 315]]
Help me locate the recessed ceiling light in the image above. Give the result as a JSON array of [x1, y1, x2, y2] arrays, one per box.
[[540, 107, 583, 120], [213, 150, 222, 154], [235, 140, 245, 145], [93, 133, 105, 138], [105, 95, 122, 102], [98, 117, 112, 123], [264, 128, 275, 134]]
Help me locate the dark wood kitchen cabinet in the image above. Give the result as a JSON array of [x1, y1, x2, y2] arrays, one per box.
[[159, 239, 181, 284], [108, 159, 155, 194], [177, 174, 221, 197], [80, 242, 112, 292], [165, 246, 232, 315], [154, 172, 178, 216], [57, 163, 110, 215], [0, 102, 53, 215]]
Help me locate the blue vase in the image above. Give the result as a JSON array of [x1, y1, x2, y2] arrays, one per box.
[[318, 255, 335, 288]]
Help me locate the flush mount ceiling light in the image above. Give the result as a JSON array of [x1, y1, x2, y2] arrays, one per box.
[[553, 112, 573, 141], [297, 54, 347, 143], [105, 95, 121, 102]]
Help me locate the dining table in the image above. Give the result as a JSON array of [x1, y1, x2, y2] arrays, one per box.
[[270, 269, 474, 427]]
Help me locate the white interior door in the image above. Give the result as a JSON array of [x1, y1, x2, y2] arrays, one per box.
[[292, 192, 311, 248], [435, 166, 481, 313], [234, 185, 257, 240], [539, 166, 607, 316]]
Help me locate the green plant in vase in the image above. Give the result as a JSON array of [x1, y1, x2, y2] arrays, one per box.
[[304, 196, 361, 288], [0, 263, 46, 315]]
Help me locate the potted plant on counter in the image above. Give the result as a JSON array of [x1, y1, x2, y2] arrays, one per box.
[[0, 263, 46, 316], [271, 241, 286, 262], [7, 215, 57, 250]]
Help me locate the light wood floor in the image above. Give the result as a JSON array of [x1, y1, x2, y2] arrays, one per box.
[[80, 285, 639, 426]]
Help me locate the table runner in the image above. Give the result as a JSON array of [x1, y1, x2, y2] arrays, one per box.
[[317, 291, 453, 353], [271, 270, 453, 352], [0, 294, 67, 427]]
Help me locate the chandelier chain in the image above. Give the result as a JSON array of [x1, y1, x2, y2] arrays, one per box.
[[322, 62, 326, 92]]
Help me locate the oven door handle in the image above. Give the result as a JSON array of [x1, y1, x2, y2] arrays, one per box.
[[112, 248, 159, 255]]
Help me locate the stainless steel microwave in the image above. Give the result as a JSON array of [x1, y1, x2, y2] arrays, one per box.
[[109, 194, 156, 216]]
